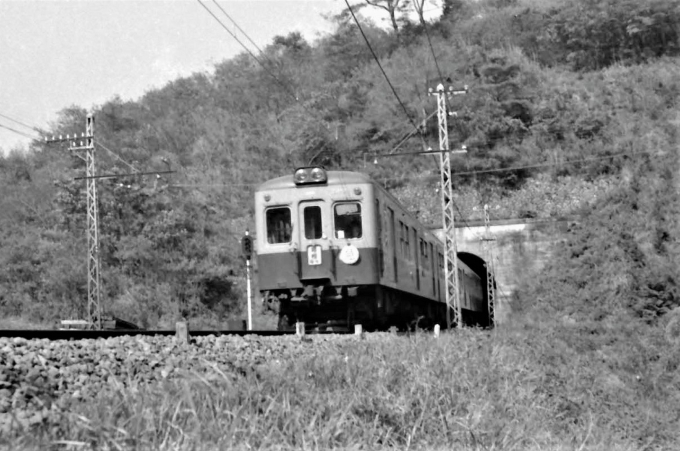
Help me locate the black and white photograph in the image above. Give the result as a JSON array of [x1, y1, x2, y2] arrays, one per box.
[[1, 0, 679, 449]]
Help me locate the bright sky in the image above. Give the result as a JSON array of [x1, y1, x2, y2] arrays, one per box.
[[0, 0, 351, 154], [0, 0, 443, 155]]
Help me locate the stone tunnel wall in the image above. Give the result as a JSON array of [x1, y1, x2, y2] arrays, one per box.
[[432, 217, 578, 322]]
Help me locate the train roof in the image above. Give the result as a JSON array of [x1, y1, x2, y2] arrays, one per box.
[[256, 170, 373, 191]]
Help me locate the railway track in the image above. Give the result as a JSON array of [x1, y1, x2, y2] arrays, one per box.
[[0, 328, 353, 340]]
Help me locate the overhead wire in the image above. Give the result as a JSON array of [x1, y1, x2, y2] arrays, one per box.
[[388, 110, 437, 155], [343, 0, 428, 150], [198, 0, 360, 200], [164, 148, 639, 191], [94, 140, 140, 173], [196, 0, 266, 67], [209, 0, 268, 58], [412, 5, 478, 228], [196, 0, 311, 115], [0, 112, 45, 135], [373, 148, 645, 185], [0, 123, 39, 140]]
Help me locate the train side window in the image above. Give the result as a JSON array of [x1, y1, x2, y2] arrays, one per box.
[[398, 221, 405, 255], [334, 203, 362, 239], [400, 222, 411, 258], [429, 243, 434, 271], [420, 239, 429, 264], [304, 206, 323, 239], [266, 207, 292, 244], [411, 228, 417, 261]]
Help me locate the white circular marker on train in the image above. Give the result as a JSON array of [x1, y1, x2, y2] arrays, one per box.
[[339, 244, 360, 265]]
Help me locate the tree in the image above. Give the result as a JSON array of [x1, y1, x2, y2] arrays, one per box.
[[365, 0, 411, 36]]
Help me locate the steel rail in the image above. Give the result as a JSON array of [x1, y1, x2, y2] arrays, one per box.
[[0, 329, 350, 340]]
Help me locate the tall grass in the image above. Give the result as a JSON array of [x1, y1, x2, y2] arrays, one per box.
[[7, 326, 672, 450]]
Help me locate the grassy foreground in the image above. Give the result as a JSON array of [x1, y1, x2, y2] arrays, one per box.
[[5, 318, 678, 451]]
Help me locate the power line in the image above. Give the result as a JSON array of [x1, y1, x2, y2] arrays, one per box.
[[74, 170, 174, 181], [372, 146, 466, 159], [164, 149, 643, 191], [196, 0, 263, 64], [170, 183, 259, 188], [0, 112, 44, 134], [210, 0, 268, 58], [344, 0, 426, 147], [372, 148, 645, 184], [0, 123, 39, 140], [94, 140, 140, 173], [420, 13, 444, 83], [389, 110, 438, 154], [196, 0, 305, 110]]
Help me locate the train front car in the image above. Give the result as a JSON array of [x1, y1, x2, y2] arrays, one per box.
[[255, 167, 379, 331]]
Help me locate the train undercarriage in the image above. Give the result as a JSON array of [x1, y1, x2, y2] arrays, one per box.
[[262, 282, 485, 332]]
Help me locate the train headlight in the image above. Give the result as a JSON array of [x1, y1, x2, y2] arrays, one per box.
[[339, 244, 360, 265], [294, 169, 309, 184], [294, 167, 327, 185], [310, 167, 325, 182]]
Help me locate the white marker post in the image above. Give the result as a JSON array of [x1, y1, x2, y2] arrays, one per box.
[[242, 231, 253, 331]]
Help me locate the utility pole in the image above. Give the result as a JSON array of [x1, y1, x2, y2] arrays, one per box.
[[46, 114, 102, 329], [429, 83, 467, 329], [482, 204, 496, 327]]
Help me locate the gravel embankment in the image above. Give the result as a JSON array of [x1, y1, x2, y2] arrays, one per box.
[[0, 333, 358, 434]]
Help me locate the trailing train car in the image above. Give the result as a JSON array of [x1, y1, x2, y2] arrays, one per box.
[[254, 166, 493, 331]]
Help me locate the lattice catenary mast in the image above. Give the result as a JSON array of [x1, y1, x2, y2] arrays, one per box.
[[429, 83, 467, 329], [46, 114, 102, 329], [482, 204, 496, 326]]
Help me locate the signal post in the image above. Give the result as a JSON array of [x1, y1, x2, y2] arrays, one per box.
[[242, 230, 253, 330]]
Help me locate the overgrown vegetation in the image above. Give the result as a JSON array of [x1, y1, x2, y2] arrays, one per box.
[[0, 0, 678, 332], [4, 330, 679, 450]]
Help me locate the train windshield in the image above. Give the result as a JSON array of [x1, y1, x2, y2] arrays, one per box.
[[334, 203, 362, 239], [266, 207, 292, 244], [303, 206, 323, 239]]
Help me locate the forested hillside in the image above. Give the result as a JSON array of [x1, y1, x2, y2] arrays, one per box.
[[0, 0, 678, 329]]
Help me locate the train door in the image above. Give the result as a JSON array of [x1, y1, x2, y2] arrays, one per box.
[[387, 206, 397, 283], [429, 242, 436, 296], [298, 200, 331, 281], [413, 228, 420, 290], [376, 199, 383, 277]]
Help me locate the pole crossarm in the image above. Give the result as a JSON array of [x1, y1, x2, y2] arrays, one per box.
[[74, 170, 175, 181], [45, 133, 93, 145], [429, 83, 467, 329]]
